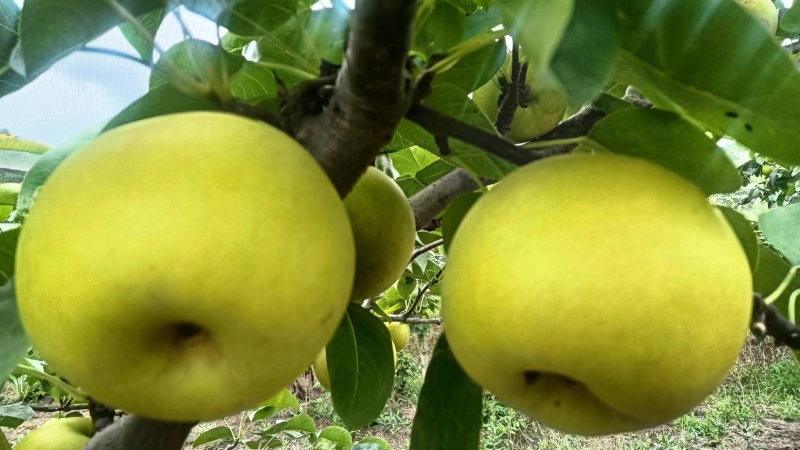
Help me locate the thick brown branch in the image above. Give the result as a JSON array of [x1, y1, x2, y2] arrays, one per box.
[[294, 0, 417, 197], [84, 416, 197, 450], [409, 168, 482, 230]]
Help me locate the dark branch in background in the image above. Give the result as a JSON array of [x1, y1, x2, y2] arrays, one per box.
[[84, 416, 197, 450], [79, 47, 152, 67], [286, 0, 418, 197], [382, 315, 442, 325], [494, 44, 523, 135], [406, 105, 542, 166], [30, 404, 91, 413], [409, 239, 444, 262], [88, 399, 117, 434], [751, 294, 800, 349]]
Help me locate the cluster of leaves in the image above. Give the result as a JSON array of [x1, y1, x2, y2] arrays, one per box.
[[190, 389, 390, 450]]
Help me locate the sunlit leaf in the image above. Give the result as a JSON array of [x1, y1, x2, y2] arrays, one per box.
[[585, 108, 741, 195]]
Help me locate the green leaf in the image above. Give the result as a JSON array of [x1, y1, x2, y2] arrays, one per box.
[[409, 333, 482, 450], [434, 40, 506, 95], [0, 281, 30, 383], [328, 303, 395, 430], [317, 426, 353, 449], [227, 0, 298, 36], [230, 61, 280, 101], [119, 9, 165, 63], [398, 84, 517, 180], [717, 207, 759, 274], [0, 135, 51, 154], [352, 445, 383, 450], [251, 388, 300, 421], [221, 31, 253, 54], [585, 108, 741, 196], [758, 203, 800, 265], [442, 192, 482, 253], [615, 0, 800, 166], [17, 122, 107, 213], [391, 147, 440, 177], [103, 84, 219, 132], [0, 429, 10, 450], [261, 414, 316, 436], [0, 228, 18, 285], [414, 0, 466, 55], [192, 426, 234, 448], [19, 0, 165, 74], [498, 0, 574, 78], [416, 159, 455, 186], [256, 7, 349, 80], [780, 2, 800, 32], [550, 0, 619, 109], [753, 243, 800, 319], [355, 437, 391, 450], [0, 0, 19, 65], [376, 288, 405, 315], [0, 403, 34, 428], [150, 39, 246, 91]]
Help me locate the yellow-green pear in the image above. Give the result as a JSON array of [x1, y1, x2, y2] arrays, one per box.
[[386, 322, 410, 351], [443, 153, 752, 435], [313, 342, 397, 392], [736, 0, 778, 35], [15, 112, 356, 421], [345, 167, 416, 301], [14, 417, 92, 449], [473, 53, 567, 144]]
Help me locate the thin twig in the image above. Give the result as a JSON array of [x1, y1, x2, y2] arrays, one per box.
[[80, 47, 152, 67], [402, 268, 444, 320], [410, 239, 444, 263], [381, 315, 442, 325]]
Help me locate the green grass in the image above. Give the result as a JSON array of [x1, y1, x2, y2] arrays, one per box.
[[306, 335, 800, 450]]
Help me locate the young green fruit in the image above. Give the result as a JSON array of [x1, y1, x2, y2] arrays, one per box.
[[472, 54, 567, 144], [443, 153, 752, 435], [345, 167, 416, 301], [386, 322, 410, 351], [16, 112, 356, 422], [736, 0, 778, 35], [312, 342, 397, 392], [14, 417, 92, 450]]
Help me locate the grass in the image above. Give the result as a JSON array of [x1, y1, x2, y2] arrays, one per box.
[[294, 333, 800, 450]]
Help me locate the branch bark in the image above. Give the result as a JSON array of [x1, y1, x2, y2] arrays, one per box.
[[382, 315, 442, 325], [84, 416, 197, 450], [409, 168, 482, 230], [292, 0, 418, 197]]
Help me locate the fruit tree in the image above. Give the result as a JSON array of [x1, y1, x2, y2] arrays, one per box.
[[1, 0, 800, 449]]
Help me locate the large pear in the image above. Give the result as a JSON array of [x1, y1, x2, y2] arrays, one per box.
[[15, 112, 356, 421], [344, 167, 416, 301], [442, 153, 752, 435], [14, 417, 92, 449]]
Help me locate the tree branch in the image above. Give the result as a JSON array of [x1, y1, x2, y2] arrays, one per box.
[[84, 416, 197, 450], [382, 315, 442, 325], [409, 168, 482, 230], [751, 294, 800, 349], [402, 268, 443, 320], [410, 239, 443, 262], [290, 0, 418, 197]]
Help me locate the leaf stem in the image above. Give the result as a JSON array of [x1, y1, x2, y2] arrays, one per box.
[[427, 29, 508, 75], [522, 136, 586, 149], [765, 266, 799, 305], [13, 364, 87, 400]]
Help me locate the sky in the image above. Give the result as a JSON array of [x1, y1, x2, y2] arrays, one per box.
[[0, 0, 793, 147], [0, 5, 221, 146]]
